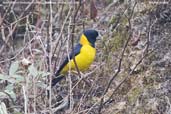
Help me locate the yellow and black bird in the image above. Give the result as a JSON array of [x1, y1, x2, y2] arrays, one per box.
[[52, 29, 99, 86]]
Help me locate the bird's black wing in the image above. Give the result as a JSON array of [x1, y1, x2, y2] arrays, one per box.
[[52, 43, 82, 86]]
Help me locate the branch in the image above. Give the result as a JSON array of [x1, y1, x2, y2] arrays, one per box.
[[98, 2, 137, 113], [103, 47, 157, 105]]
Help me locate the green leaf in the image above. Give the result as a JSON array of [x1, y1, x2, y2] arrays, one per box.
[[28, 64, 38, 77], [13, 109, 23, 114], [0, 102, 8, 114], [5, 84, 14, 91], [0, 74, 8, 81], [12, 75, 25, 83], [4, 89, 16, 101], [0, 74, 15, 84], [9, 61, 19, 75], [36, 82, 48, 89], [38, 71, 51, 77], [5, 78, 16, 84], [5, 84, 14, 99], [0, 92, 6, 98]]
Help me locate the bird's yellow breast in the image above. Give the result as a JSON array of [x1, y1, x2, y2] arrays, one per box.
[[61, 45, 96, 74]]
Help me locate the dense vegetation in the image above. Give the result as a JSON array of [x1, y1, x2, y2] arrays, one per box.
[[0, 0, 171, 114]]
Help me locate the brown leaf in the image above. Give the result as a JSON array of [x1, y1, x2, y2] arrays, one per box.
[[131, 38, 140, 46], [90, 0, 98, 21]]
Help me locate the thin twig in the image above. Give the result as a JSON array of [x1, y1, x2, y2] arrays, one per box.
[[22, 86, 28, 114], [103, 48, 157, 105], [46, 0, 53, 113], [98, 2, 137, 113], [70, 0, 82, 78], [0, 0, 35, 54], [3, 1, 79, 5]]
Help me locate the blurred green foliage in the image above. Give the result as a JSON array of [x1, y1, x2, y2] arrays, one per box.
[[0, 61, 50, 113]]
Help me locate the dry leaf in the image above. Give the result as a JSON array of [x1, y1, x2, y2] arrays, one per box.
[[90, 0, 98, 21], [131, 38, 140, 46], [21, 58, 32, 68]]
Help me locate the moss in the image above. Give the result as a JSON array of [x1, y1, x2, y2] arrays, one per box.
[[128, 86, 142, 104], [120, 17, 128, 26], [105, 0, 114, 6], [109, 16, 118, 25], [114, 33, 123, 49], [142, 75, 155, 87], [109, 31, 125, 52]]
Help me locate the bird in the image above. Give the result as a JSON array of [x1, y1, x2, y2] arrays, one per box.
[[52, 29, 99, 86]]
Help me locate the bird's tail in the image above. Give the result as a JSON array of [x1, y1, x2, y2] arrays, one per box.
[[51, 72, 64, 86]]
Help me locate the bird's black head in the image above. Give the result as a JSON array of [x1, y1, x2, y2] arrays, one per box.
[[83, 29, 99, 47]]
